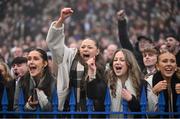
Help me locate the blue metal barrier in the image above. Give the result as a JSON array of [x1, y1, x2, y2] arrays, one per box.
[[1, 86, 180, 118], [104, 87, 111, 119], [52, 88, 58, 119], [140, 86, 147, 119], [2, 87, 8, 118]]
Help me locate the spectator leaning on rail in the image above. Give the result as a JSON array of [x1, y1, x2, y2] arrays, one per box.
[[20, 49, 56, 112], [46, 7, 107, 115], [105, 49, 157, 118], [0, 61, 14, 117], [150, 51, 180, 117]]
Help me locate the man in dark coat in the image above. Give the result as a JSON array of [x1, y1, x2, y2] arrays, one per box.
[[117, 10, 154, 72]]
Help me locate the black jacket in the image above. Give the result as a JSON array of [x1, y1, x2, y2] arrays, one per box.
[[153, 71, 180, 112], [0, 74, 15, 111], [118, 19, 145, 71]]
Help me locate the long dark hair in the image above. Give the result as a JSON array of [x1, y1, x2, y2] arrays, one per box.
[[21, 48, 54, 100], [33, 48, 50, 75], [88, 38, 106, 77], [78, 38, 106, 76]]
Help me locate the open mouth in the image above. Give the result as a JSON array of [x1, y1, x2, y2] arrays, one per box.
[[164, 68, 173, 72], [83, 54, 90, 60], [115, 66, 122, 71], [114, 65, 123, 76], [83, 54, 90, 57], [166, 44, 171, 48], [14, 72, 19, 76], [29, 66, 37, 72], [164, 67, 175, 74]]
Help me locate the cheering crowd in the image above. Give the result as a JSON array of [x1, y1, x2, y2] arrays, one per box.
[[0, 0, 180, 118]]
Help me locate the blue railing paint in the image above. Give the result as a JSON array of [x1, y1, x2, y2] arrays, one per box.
[[69, 87, 75, 118], [140, 86, 147, 118], [52, 88, 58, 119], [2, 87, 8, 118], [1, 111, 179, 115], [36, 106, 40, 119], [158, 91, 165, 112], [176, 94, 180, 118], [158, 91, 165, 119], [52, 88, 58, 111], [18, 88, 24, 110], [2, 87, 8, 111], [18, 88, 24, 119], [104, 87, 111, 119], [122, 98, 128, 118], [86, 98, 93, 119], [1, 87, 180, 119], [140, 86, 147, 112]]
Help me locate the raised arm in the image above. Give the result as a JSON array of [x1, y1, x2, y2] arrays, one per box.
[[46, 8, 74, 64], [46, 8, 76, 111], [117, 10, 134, 51], [117, 10, 145, 70], [54, 8, 73, 28]]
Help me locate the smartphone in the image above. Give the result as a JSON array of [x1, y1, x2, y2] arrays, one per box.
[[32, 89, 38, 102]]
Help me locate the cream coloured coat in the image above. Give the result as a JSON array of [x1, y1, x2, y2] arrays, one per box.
[[46, 22, 77, 111]]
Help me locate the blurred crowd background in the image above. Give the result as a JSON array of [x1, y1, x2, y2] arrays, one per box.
[[0, 0, 179, 64]]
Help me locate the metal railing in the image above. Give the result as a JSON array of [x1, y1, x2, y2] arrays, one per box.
[[1, 86, 180, 118]]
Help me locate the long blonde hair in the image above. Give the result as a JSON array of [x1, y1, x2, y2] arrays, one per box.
[[0, 61, 13, 82], [108, 49, 142, 98]]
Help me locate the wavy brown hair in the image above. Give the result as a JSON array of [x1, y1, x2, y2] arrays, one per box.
[[107, 49, 142, 98], [0, 61, 13, 82]]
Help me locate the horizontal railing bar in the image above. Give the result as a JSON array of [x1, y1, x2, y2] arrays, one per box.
[[0, 111, 179, 115]]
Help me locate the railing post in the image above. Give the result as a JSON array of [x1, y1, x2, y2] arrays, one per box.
[[69, 87, 75, 119], [158, 91, 165, 118], [176, 94, 180, 118], [86, 98, 93, 119], [140, 86, 147, 118], [104, 87, 111, 119], [2, 87, 8, 119], [36, 105, 40, 119], [52, 88, 58, 119], [18, 88, 25, 119], [122, 99, 128, 119]]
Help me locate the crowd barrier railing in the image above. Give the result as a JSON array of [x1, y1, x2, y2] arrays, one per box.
[[1, 86, 180, 118]]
